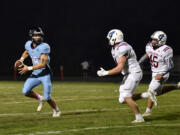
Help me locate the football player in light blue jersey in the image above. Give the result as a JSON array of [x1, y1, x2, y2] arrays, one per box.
[[15, 27, 60, 117]]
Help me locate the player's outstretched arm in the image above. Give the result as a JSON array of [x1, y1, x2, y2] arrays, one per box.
[[138, 53, 148, 64], [97, 55, 127, 77]]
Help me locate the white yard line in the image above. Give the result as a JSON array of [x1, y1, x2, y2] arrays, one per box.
[[0, 108, 128, 117], [0, 104, 180, 117], [13, 123, 180, 135], [1, 95, 179, 105], [2, 96, 117, 105]]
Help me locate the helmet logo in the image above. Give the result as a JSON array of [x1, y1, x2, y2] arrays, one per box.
[[109, 31, 115, 38], [158, 34, 164, 40]]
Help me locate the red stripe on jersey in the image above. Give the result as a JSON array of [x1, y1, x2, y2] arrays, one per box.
[[163, 47, 170, 52]]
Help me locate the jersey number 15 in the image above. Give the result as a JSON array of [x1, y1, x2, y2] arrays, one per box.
[[150, 55, 158, 68]]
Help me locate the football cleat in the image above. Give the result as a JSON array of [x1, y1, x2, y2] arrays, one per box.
[[37, 96, 45, 112], [142, 112, 151, 117], [53, 110, 61, 117], [132, 117, 145, 123]]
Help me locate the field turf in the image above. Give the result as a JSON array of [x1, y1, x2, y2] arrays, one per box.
[[0, 81, 180, 135]]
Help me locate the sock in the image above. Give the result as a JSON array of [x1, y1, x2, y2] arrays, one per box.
[[53, 105, 59, 112], [35, 93, 42, 101], [141, 92, 148, 98], [135, 113, 142, 119], [146, 107, 152, 113]]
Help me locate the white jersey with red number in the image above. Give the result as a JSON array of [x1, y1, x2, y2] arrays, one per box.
[[146, 43, 174, 74], [111, 42, 142, 75]]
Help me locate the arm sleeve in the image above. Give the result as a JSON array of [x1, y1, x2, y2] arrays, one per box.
[[114, 46, 129, 63], [117, 46, 130, 58], [25, 41, 31, 50], [40, 44, 50, 54]]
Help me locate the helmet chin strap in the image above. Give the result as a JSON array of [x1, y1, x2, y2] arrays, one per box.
[[152, 42, 162, 49], [110, 39, 116, 46]]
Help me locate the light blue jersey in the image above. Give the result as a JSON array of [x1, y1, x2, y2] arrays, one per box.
[[22, 40, 52, 100], [25, 41, 51, 76]]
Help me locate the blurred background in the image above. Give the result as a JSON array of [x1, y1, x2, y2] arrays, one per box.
[[1, 0, 180, 81]]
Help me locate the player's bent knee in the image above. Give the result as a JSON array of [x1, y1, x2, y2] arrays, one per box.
[[119, 97, 125, 104], [119, 92, 132, 104], [22, 88, 29, 96]]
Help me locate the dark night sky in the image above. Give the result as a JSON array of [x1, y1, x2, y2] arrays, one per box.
[[1, 0, 180, 76]]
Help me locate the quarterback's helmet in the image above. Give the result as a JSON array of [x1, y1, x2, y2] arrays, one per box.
[[151, 31, 167, 46], [29, 26, 44, 44], [29, 27, 44, 37], [107, 29, 124, 46]]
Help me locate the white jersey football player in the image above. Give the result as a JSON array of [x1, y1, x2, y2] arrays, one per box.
[[138, 31, 180, 117], [97, 29, 145, 123]]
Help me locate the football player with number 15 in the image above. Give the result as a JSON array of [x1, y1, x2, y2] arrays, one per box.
[[138, 31, 180, 117]]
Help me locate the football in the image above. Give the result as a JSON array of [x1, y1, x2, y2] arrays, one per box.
[[14, 60, 24, 71]]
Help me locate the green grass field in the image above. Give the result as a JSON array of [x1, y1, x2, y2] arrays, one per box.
[[0, 81, 180, 135]]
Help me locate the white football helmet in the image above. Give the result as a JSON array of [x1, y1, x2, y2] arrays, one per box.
[[107, 29, 124, 46], [151, 31, 167, 46]]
